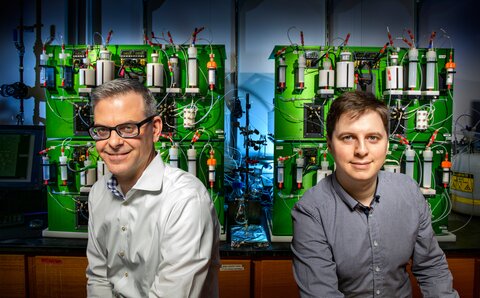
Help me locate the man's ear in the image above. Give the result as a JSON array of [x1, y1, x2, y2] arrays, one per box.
[[326, 137, 332, 152], [152, 116, 162, 142]]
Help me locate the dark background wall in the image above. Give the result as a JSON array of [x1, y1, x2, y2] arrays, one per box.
[[1, 0, 478, 157]]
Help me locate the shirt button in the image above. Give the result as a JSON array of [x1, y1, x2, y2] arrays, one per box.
[[373, 240, 378, 247], [376, 290, 380, 295], [119, 251, 125, 257], [121, 226, 126, 231], [375, 266, 380, 272], [124, 272, 128, 277]]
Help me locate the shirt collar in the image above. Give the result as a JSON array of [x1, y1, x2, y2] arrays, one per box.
[[132, 153, 165, 192], [332, 171, 383, 211], [104, 154, 165, 199]]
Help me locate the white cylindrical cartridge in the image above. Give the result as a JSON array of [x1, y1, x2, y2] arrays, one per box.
[[422, 148, 433, 189], [318, 69, 335, 88], [442, 166, 450, 186], [441, 157, 451, 188], [188, 46, 198, 87], [278, 57, 287, 90], [96, 158, 110, 180], [59, 154, 68, 186], [386, 66, 404, 90], [336, 51, 354, 88], [169, 56, 180, 87], [81, 158, 96, 186], [319, 59, 335, 89], [42, 155, 50, 184], [96, 51, 115, 86], [277, 158, 285, 189], [316, 159, 332, 183], [208, 68, 216, 90], [80, 162, 88, 186], [40, 51, 49, 66], [405, 147, 415, 180], [207, 54, 217, 90], [169, 145, 179, 168], [426, 49, 437, 90], [408, 48, 419, 89], [147, 53, 164, 88], [208, 162, 216, 188], [297, 54, 306, 89], [383, 164, 401, 173], [207, 151, 216, 188], [59, 51, 68, 61], [446, 59, 456, 88], [96, 60, 115, 85], [296, 156, 304, 189], [187, 147, 197, 176], [79, 68, 95, 86], [208, 165, 215, 186]]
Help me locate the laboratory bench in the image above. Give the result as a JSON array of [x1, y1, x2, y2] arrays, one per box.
[[0, 213, 479, 298]]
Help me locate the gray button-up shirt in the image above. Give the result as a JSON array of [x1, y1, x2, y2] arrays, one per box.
[[291, 171, 458, 298]]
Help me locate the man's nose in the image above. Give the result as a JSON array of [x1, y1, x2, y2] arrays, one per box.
[[108, 129, 124, 147], [354, 139, 368, 156]]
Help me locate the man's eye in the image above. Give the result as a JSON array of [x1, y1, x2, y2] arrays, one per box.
[[95, 127, 109, 134], [368, 136, 379, 141], [342, 135, 353, 141], [119, 124, 136, 133]]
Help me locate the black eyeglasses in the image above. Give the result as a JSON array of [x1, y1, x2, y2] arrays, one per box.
[[89, 115, 156, 140]]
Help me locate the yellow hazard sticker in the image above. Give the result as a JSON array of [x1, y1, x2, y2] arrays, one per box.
[[451, 172, 474, 193]]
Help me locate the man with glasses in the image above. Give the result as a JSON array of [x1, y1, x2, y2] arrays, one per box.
[[86, 78, 220, 297]]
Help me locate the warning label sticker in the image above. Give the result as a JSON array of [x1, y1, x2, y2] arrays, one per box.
[[451, 172, 474, 193]]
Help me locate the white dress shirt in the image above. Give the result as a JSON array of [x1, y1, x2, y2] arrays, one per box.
[[86, 154, 220, 297]]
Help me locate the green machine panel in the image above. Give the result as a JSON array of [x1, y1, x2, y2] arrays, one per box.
[[44, 139, 98, 234], [44, 138, 227, 235], [271, 44, 454, 237], [42, 44, 227, 237], [43, 44, 226, 140], [272, 141, 331, 235]]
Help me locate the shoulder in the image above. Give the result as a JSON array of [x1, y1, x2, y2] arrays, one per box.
[[159, 166, 218, 229], [88, 176, 110, 204], [300, 176, 334, 205], [162, 165, 210, 201], [378, 171, 424, 206], [379, 171, 421, 193], [294, 176, 335, 218]]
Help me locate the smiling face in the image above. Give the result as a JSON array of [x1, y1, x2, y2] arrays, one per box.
[[93, 91, 161, 190], [328, 110, 388, 195]]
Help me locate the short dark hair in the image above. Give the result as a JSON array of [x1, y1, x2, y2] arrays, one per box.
[[91, 78, 157, 117], [326, 91, 389, 140]]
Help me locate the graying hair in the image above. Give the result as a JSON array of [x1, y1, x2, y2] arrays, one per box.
[[90, 78, 157, 117]]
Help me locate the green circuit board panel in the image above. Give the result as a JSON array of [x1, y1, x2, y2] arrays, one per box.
[[41, 44, 226, 236]]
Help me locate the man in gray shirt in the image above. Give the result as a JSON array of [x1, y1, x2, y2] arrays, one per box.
[[291, 91, 458, 297]]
